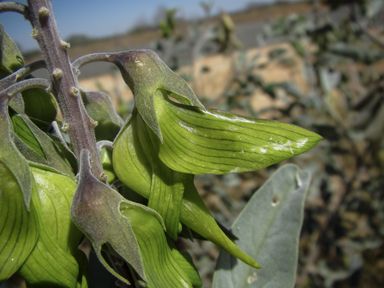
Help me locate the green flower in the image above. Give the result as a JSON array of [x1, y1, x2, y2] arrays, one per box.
[[71, 150, 201, 287], [111, 49, 322, 270]]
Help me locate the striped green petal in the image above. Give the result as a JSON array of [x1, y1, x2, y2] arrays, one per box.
[[18, 167, 86, 288], [121, 202, 194, 288], [113, 112, 261, 269], [0, 162, 39, 283], [136, 111, 185, 239], [151, 90, 322, 174], [167, 237, 202, 288]]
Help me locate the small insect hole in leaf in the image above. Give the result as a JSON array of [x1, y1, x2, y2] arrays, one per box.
[[271, 194, 279, 207]]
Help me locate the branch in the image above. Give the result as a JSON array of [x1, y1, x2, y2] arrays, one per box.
[[0, 78, 49, 99], [0, 2, 28, 16], [0, 78, 49, 108], [72, 53, 114, 71], [26, 0, 103, 179], [0, 60, 46, 91]]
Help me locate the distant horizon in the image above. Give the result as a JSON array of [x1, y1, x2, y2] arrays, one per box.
[[0, 0, 302, 53]]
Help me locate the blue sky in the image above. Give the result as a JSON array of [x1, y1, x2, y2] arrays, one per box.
[[1, 0, 282, 52]]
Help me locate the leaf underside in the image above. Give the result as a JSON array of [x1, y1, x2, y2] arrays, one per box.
[[212, 164, 310, 288]]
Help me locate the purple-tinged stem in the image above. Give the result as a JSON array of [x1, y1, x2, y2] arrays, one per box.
[[26, 0, 104, 179]]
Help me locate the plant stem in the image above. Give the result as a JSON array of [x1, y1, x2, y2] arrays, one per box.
[[0, 2, 28, 15], [26, 0, 103, 179]]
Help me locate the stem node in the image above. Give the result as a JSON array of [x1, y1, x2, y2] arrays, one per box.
[[52, 68, 63, 80], [61, 122, 69, 132], [70, 87, 79, 97], [60, 40, 70, 50], [38, 7, 49, 20], [100, 172, 108, 183], [30, 29, 38, 39], [90, 119, 98, 128]]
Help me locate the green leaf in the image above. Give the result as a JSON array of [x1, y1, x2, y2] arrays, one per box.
[[18, 167, 86, 288], [0, 162, 39, 283], [212, 164, 310, 288], [71, 149, 146, 284], [109, 49, 205, 141], [151, 90, 322, 174], [113, 112, 261, 269], [0, 24, 24, 76], [81, 90, 124, 141]]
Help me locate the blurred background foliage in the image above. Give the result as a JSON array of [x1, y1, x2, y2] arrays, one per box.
[[21, 0, 384, 287]]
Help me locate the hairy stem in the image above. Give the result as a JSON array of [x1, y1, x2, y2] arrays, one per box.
[[26, 0, 103, 179]]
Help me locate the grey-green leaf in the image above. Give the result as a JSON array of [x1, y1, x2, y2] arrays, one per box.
[[212, 164, 310, 288]]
